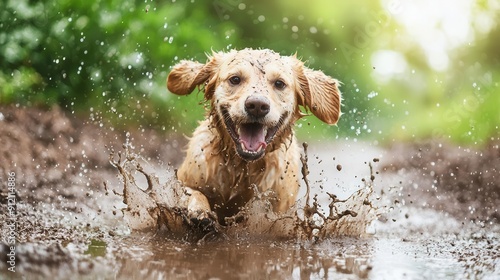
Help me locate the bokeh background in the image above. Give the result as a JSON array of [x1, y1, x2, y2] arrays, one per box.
[[1, 0, 499, 145]]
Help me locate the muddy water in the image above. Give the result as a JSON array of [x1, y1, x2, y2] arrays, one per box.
[[103, 235, 373, 279], [112, 140, 378, 241], [1, 134, 500, 279]]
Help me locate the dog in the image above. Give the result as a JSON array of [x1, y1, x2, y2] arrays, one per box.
[[167, 48, 341, 225]]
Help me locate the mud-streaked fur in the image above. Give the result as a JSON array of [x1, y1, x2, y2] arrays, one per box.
[[167, 48, 341, 223]]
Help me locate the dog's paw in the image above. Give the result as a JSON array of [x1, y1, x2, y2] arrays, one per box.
[[182, 187, 219, 233], [189, 214, 215, 232]]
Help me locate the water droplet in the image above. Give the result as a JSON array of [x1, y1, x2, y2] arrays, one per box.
[[367, 91, 378, 99]]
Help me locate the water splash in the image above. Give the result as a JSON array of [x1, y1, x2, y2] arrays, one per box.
[[109, 141, 378, 242]]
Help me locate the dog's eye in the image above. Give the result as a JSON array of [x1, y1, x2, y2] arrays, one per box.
[[274, 79, 286, 89], [229, 76, 241, 85]]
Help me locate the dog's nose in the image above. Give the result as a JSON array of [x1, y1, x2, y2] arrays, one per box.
[[245, 96, 270, 118]]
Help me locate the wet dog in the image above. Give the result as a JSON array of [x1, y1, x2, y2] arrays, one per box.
[[167, 48, 341, 224]]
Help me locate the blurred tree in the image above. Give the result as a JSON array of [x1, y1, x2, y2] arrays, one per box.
[[1, 0, 498, 144], [0, 0, 238, 130]]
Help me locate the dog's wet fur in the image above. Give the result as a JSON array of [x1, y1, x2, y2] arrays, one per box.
[[167, 48, 341, 224]]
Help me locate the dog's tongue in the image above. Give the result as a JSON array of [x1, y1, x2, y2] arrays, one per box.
[[239, 123, 267, 152]]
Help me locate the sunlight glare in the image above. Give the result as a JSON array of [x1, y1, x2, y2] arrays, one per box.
[[380, 0, 499, 72]]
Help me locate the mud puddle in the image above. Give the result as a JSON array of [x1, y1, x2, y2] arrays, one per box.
[[1, 106, 500, 279], [110, 139, 378, 241]]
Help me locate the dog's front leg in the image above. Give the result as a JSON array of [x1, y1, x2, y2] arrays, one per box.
[[180, 186, 216, 227]]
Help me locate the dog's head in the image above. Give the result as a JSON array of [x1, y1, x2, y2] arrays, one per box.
[[167, 48, 341, 161]]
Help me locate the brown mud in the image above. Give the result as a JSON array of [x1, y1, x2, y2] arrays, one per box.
[[0, 105, 499, 279], [110, 140, 377, 242]]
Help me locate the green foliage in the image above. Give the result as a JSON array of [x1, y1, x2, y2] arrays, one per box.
[[0, 0, 237, 130], [1, 0, 499, 145], [84, 239, 107, 257]]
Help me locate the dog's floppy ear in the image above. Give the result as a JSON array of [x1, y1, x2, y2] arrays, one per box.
[[296, 63, 342, 125], [167, 60, 207, 95], [167, 51, 226, 98]]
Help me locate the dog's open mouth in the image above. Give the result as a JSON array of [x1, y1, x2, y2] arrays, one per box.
[[221, 107, 285, 161]]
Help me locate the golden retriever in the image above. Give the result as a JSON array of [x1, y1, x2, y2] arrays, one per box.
[[167, 48, 341, 225]]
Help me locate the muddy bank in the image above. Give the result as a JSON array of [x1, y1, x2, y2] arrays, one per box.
[[0, 105, 185, 197], [0, 106, 499, 279], [384, 140, 500, 224], [0, 105, 184, 277]]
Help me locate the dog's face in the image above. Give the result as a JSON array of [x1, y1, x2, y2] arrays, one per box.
[[211, 50, 298, 161], [167, 49, 341, 161]]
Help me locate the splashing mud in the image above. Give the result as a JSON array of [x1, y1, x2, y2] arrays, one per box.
[[110, 140, 378, 242], [2, 107, 499, 279]]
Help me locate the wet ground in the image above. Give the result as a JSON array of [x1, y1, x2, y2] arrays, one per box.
[[1, 106, 499, 279]]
